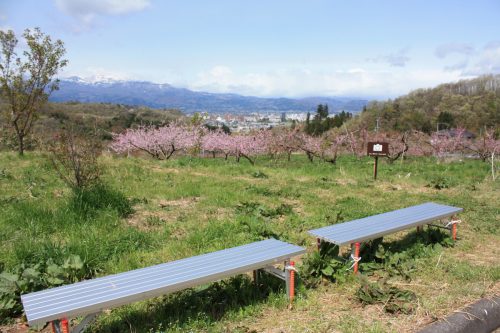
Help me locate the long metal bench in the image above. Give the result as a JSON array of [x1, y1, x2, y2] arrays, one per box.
[[21, 238, 305, 333], [308, 202, 463, 273]]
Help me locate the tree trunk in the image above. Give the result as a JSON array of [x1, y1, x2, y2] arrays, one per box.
[[240, 153, 255, 165], [17, 133, 24, 156]]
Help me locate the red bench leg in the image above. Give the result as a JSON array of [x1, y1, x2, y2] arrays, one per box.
[[450, 215, 459, 241], [289, 261, 295, 303], [61, 318, 69, 333], [452, 221, 457, 240], [351, 242, 361, 274], [51, 318, 69, 333]]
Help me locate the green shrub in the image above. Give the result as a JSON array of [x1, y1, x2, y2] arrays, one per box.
[[360, 229, 454, 279], [0, 255, 88, 322], [426, 175, 456, 189], [356, 277, 417, 314], [251, 170, 268, 179], [235, 201, 292, 218], [300, 242, 351, 287], [69, 183, 133, 217]]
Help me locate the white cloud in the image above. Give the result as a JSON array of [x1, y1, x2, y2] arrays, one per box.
[[435, 43, 474, 58], [367, 48, 411, 67], [64, 67, 133, 82], [190, 66, 462, 98], [463, 42, 500, 75], [444, 60, 468, 72], [54, 0, 150, 24]]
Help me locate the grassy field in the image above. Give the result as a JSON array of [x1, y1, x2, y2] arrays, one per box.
[[0, 152, 499, 332]]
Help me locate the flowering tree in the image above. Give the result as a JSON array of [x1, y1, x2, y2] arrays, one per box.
[[430, 128, 467, 159], [111, 123, 201, 159], [467, 129, 499, 161], [111, 122, 495, 168], [201, 129, 231, 158], [467, 129, 500, 180]]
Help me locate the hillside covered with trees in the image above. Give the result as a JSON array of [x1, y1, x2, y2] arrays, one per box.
[[356, 75, 500, 133], [0, 101, 183, 150]]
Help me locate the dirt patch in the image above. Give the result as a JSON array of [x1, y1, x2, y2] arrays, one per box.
[[146, 165, 181, 174], [157, 196, 200, 208], [452, 236, 500, 266], [125, 197, 200, 230], [282, 198, 304, 215], [335, 178, 357, 186]]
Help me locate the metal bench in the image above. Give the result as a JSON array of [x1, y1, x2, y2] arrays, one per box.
[[21, 238, 305, 333], [308, 202, 463, 273]]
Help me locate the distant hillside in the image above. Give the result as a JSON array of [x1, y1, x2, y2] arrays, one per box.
[[37, 102, 183, 138], [355, 75, 500, 133], [0, 101, 184, 149], [50, 77, 368, 114]]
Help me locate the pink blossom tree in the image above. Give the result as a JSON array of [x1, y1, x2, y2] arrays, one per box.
[[430, 128, 467, 160], [110, 123, 201, 160]]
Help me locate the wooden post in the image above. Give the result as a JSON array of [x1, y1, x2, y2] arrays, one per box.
[[373, 156, 379, 180]]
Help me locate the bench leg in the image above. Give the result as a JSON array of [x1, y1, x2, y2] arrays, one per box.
[[416, 225, 423, 233], [253, 269, 260, 286], [351, 242, 361, 275], [51, 318, 69, 333], [72, 312, 100, 333], [284, 260, 296, 304], [451, 215, 458, 241], [316, 237, 321, 250], [284, 260, 290, 300]]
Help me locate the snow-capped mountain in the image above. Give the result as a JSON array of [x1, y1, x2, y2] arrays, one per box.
[[51, 77, 368, 114]]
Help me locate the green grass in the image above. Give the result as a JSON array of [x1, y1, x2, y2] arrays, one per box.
[[0, 152, 498, 332]]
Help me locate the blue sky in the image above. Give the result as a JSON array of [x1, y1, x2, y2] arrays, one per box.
[[1, 0, 500, 98]]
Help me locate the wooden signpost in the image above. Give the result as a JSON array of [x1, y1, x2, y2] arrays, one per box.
[[367, 142, 389, 179]]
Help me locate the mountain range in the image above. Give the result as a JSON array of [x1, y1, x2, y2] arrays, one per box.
[[50, 77, 368, 114]]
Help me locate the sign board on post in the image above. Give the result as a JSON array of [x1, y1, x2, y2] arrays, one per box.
[[367, 142, 389, 157], [367, 142, 389, 180]]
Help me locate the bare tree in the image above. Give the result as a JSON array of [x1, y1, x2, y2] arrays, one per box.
[[0, 28, 67, 155], [47, 128, 102, 189]]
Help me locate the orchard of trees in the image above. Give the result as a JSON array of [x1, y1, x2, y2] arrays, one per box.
[[111, 122, 500, 168]]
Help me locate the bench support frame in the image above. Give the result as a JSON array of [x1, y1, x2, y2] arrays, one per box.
[[428, 215, 460, 240], [262, 260, 296, 303], [51, 312, 100, 333], [318, 216, 462, 276], [50, 262, 299, 333]]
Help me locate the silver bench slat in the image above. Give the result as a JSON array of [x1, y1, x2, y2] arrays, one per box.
[[21, 238, 305, 326], [309, 202, 463, 246]]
